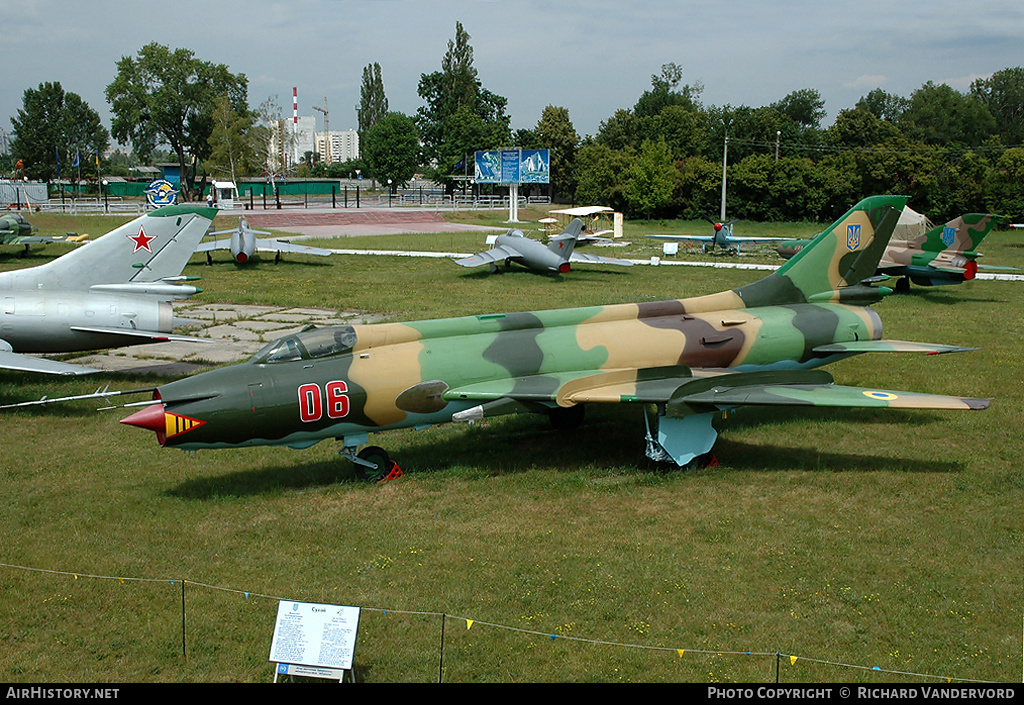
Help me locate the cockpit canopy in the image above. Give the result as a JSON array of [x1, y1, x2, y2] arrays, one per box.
[[250, 325, 358, 364]]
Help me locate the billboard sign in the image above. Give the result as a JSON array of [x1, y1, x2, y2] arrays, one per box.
[[475, 149, 549, 184]]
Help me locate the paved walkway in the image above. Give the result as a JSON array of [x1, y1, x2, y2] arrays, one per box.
[[217, 206, 507, 238], [67, 303, 382, 377]]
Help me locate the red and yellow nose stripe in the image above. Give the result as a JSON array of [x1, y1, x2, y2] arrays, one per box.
[[121, 404, 205, 444]]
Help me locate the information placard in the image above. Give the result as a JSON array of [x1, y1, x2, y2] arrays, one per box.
[[269, 600, 360, 671], [474, 149, 550, 184]]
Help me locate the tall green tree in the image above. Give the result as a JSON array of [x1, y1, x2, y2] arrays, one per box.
[[416, 22, 510, 189], [856, 88, 909, 123], [899, 81, 996, 147], [634, 62, 703, 118], [623, 137, 677, 219], [971, 67, 1024, 146], [357, 62, 389, 144], [106, 42, 248, 200], [574, 142, 631, 210], [534, 105, 579, 201], [207, 96, 267, 183], [771, 88, 826, 130], [362, 112, 421, 189], [10, 81, 108, 182]]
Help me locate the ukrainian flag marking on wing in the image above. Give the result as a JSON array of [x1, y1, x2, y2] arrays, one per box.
[[165, 412, 205, 439], [863, 391, 898, 401]]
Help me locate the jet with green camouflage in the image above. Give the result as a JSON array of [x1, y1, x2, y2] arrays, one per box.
[[119, 195, 989, 478], [776, 208, 1006, 291], [0, 212, 89, 255]]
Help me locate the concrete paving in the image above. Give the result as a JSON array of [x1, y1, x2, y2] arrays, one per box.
[[64, 304, 383, 377]]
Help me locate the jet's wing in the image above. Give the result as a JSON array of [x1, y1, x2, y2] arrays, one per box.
[[454, 245, 521, 268], [69, 326, 213, 345], [2, 235, 78, 246], [0, 340, 100, 375], [645, 234, 713, 243], [811, 340, 977, 355], [444, 365, 988, 420], [195, 239, 230, 252], [568, 252, 634, 267], [728, 236, 787, 243], [254, 239, 332, 256], [675, 380, 988, 410]]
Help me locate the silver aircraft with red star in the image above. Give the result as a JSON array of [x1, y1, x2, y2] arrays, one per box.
[[0, 205, 216, 375]]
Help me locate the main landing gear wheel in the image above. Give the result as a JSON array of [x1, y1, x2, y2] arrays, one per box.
[[354, 446, 394, 482]]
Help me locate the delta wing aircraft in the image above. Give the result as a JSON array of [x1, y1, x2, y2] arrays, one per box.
[[646, 214, 785, 255], [0, 205, 215, 375], [113, 195, 987, 479], [455, 218, 633, 274], [777, 208, 1006, 291], [198, 217, 332, 264]]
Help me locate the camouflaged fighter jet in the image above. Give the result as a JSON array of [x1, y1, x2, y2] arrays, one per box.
[[197, 217, 332, 265], [0, 213, 89, 256], [110, 195, 988, 479], [0, 205, 215, 375], [455, 218, 633, 274], [777, 209, 1007, 291]]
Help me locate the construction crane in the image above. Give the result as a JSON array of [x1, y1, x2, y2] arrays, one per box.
[[312, 99, 330, 164]]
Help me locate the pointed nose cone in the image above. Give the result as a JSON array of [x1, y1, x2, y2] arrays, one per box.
[[121, 403, 166, 433]]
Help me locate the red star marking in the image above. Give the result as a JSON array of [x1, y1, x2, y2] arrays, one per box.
[[128, 226, 156, 253]]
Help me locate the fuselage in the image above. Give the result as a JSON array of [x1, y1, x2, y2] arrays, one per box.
[[1, 289, 176, 352], [497, 233, 570, 273], [136, 295, 884, 450]]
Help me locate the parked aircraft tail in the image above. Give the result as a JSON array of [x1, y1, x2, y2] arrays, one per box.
[[919, 213, 1000, 255], [547, 218, 584, 261], [0, 205, 217, 292], [734, 195, 907, 308]]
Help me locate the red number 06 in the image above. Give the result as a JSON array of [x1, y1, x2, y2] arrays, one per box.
[[298, 381, 349, 422]]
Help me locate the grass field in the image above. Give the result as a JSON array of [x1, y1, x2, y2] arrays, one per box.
[[0, 206, 1021, 683]]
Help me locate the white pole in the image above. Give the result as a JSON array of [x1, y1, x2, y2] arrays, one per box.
[[720, 135, 728, 221]]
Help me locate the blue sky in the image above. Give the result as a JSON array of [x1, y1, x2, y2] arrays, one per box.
[[3, 0, 1022, 147]]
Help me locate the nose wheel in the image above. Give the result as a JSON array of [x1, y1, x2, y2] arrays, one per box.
[[347, 445, 403, 482]]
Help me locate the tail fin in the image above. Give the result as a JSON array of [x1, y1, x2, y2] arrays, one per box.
[[548, 218, 583, 260], [3, 205, 217, 291], [735, 195, 907, 307], [920, 213, 1000, 254]]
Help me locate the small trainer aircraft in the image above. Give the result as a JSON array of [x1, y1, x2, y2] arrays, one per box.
[[101, 195, 986, 479], [776, 208, 1008, 291], [0, 205, 215, 375], [455, 218, 633, 274], [646, 214, 785, 254], [198, 217, 332, 264]]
